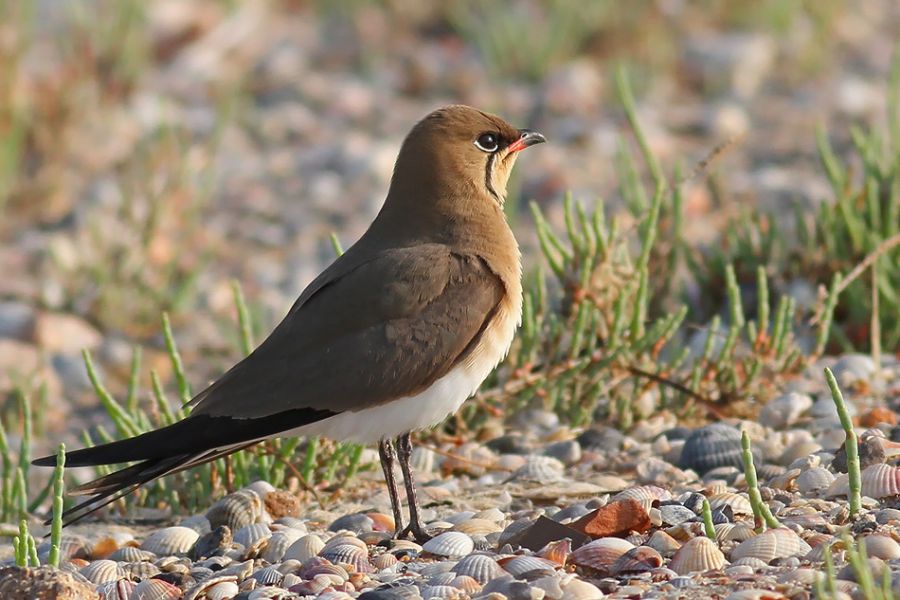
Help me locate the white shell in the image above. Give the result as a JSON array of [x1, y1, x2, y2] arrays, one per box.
[[259, 529, 302, 563], [568, 537, 635, 575], [669, 537, 726, 574], [510, 456, 565, 483], [560, 578, 604, 600], [708, 492, 753, 516], [132, 578, 182, 600], [234, 523, 271, 550], [206, 581, 240, 600], [795, 467, 835, 494], [97, 580, 137, 600], [863, 535, 900, 560], [423, 532, 475, 558], [451, 553, 504, 583], [502, 555, 557, 577], [184, 575, 240, 600], [731, 528, 812, 562], [284, 534, 325, 562], [612, 485, 672, 511], [80, 559, 123, 584], [140, 526, 200, 556], [420, 584, 466, 600]]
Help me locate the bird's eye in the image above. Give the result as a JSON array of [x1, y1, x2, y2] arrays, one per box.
[[474, 132, 499, 153]]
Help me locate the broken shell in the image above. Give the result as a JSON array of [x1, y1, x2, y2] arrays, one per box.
[[568, 537, 635, 575], [141, 526, 200, 557], [423, 532, 475, 558], [610, 546, 664, 575], [451, 553, 504, 583], [537, 538, 572, 565], [646, 530, 681, 557], [669, 537, 726, 574], [731, 528, 812, 562], [708, 492, 753, 516]]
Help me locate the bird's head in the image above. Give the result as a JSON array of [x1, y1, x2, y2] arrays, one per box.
[[388, 105, 546, 212]]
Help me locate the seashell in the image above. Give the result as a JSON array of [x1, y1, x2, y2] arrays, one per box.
[[451, 553, 504, 583], [796, 467, 835, 494], [121, 561, 162, 580], [532, 575, 565, 599], [862, 535, 900, 560], [568, 537, 635, 575], [259, 528, 302, 563], [501, 555, 557, 578], [450, 575, 481, 594], [420, 584, 466, 600], [537, 538, 571, 565], [680, 424, 758, 475], [322, 533, 368, 553], [329, 513, 374, 534], [109, 547, 153, 562], [284, 533, 325, 562], [207, 490, 265, 530], [473, 508, 505, 522], [80, 560, 124, 584], [132, 578, 182, 600], [321, 543, 373, 573], [248, 587, 290, 599], [251, 565, 284, 586], [429, 572, 456, 586], [443, 511, 477, 525], [646, 530, 681, 557], [708, 492, 753, 516], [714, 523, 757, 543], [611, 485, 672, 511], [233, 523, 271, 550], [141, 526, 200, 557], [301, 561, 350, 582], [422, 532, 474, 558], [731, 528, 811, 562], [861, 463, 900, 498], [97, 579, 138, 600], [730, 556, 769, 569], [184, 575, 240, 600], [759, 392, 813, 429], [452, 518, 502, 536], [668, 537, 726, 574], [559, 577, 604, 600], [610, 546, 663, 575], [510, 455, 565, 483], [245, 480, 275, 498], [205, 581, 240, 600], [372, 552, 399, 570], [38, 534, 89, 564]]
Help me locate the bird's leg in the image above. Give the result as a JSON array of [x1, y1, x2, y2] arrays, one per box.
[[396, 432, 431, 543], [378, 438, 405, 537]]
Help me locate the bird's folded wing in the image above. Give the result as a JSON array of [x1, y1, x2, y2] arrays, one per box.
[[188, 244, 505, 419]]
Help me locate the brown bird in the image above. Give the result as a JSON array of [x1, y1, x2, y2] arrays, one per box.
[[34, 105, 545, 541]]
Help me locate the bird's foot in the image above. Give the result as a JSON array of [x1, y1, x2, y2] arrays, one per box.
[[394, 522, 432, 544]]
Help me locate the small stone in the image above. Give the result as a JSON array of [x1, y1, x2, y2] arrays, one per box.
[[329, 513, 374, 534], [0, 565, 99, 600], [264, 490, 300, 520], [832, 436, 884, 473], [658, 504, 696, 527], [33, 312, 102, 354], [569, 499, 652, 538], [542, 440, 581, 466], [758, 392, 813, 429], [190, 525, 232, 560], [861, 407, 897, 428], [0, 301, 35, 339]]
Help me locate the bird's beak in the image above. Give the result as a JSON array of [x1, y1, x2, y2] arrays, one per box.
[[506, 129, 547, 153]]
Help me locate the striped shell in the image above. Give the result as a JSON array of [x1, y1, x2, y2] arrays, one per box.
[[97, 580, 137, 600], [320, 543, 373, 573], [731, 528, 811, 562], [452, 518, 502, 536], [372, 552, 399, 570], [132, 578, 182, 600], [568, 537, 635, 575], [502, 555, 557, 578], [862, 464, 900, 498], [205, 581, 240, 600], [420, 585, 467, 600], [207, 490, 265, 530], [611, 485, 672, 511], [708, 493, 753, 516], [730, 556, 769, 569], [259, 529, 302, 563], [795, 467, 835, 494], [284, 534, 325, 562], [251, 565, 284, 586], [80, 559, 123, 584], [451, 575, 482, 594], [423, 532, 475, 558], [537, 538, 572, 565], [184, 575, 240, 600], [610, 546, 663, 575], [122, 561, 161, 580], [510, 456, 565, 483], [451, 553, 504, 583], [141, 526, 200, 556], [234, 523, 271, 550], [668, 537, 727, 574], [863, 535, 900, 560], [714, 523, 757, 543], [108, 547, 153, 562]]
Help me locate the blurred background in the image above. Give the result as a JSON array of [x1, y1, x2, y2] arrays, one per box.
[[0, 0, 898, 448]]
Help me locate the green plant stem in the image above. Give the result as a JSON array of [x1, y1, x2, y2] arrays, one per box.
[[48, 443, 66, 568], [741, 431, 781, 530], [826, 367, 861, 516], [701, 498, 716, 541]]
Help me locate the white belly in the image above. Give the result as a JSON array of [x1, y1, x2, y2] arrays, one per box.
[[281, 281, 522, 444]]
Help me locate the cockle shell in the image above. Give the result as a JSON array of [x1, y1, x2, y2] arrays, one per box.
[[559, 577, 604, 600], [510, 456, 565, 483], [420, 585, 466, 600], [423, 532, 475, 558], [862, 464, 900, 498], [205, 581, 240, 600], [451, 575, 482, 594], [97, 579, 137, 600], [108, 546, 153, 562], [234, 523, 271, 551], [207, 489, 265, 530], [141, 526, 200, 556], [714, 523, 757, 543], [321, 543, 373, 573], [612, 485, 672, 511], [731, 528, 811, 562], [284, 534, 325, 562], [708, 493, 753, 516], [132, 578, 182, 600], [862, 535, 900, 560], [610, 546, 664, 575], [668, 537, 726, 574], [251, 565, 284, 586], [372, 552, 399, 570], [451, 553, 504, 583], [795, 467, 835, 494], [501, 555, 557, 578], [259, 529, 302, 563], [452, 518, 502, 536], [80, 559, 123, 584], [568, 537, 635, 575], [646, 530, 681, 557], [184, 575, 240, 600], [680, 424, 756, 474]]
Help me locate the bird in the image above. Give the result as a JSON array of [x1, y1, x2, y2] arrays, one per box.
[[34, 105, 545, 542]]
